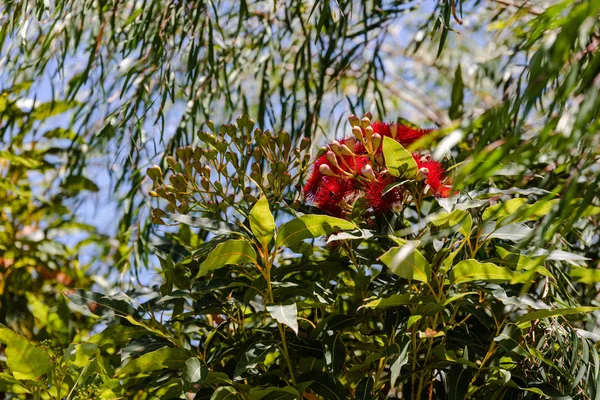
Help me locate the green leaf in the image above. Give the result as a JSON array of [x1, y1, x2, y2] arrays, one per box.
[[451, 260, 516, 284], [324, 333, 345, 377], [0, 373, 30, 394], [64, 289, 138, 317], [88, 325, 150, 350], [379, 245, 431, 283], [449, 64, 464, 120], [276, 215, 356, 248], [571, 268, 600, 284], [390, 339, 410, 388], [234, 342, 278, 379], [267, 302, 298, 334], [298, 371, 344, 400], [248, 386, 300, 400], [197, 239, 257, 277], [249, 196, 275, 249], [363, 293, 419, 309], [63, 343, 100, 368], [30, 100, 79, 120], [483, 198, 528, 222], [182, 357, 208, 391], [355, 376, 374, 400], [62, 175, 99, 193], [518, 307, 600, 324], [166, 214, 239, 235], [116, 347, 188, 376], [0, 324, 52, 381], [431, 209, 472, 237], [382, 136, 417, 179], [211, 386, 240, 400]]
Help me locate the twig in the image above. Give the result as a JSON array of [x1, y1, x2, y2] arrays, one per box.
[[491, 0, 544, 16]]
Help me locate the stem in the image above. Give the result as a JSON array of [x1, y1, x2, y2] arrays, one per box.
[[264, 254, 297, 385]]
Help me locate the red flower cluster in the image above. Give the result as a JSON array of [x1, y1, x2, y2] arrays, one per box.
[[304, 113, 452, 217]]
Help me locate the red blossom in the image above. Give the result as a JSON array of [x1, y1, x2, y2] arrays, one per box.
[[364, 175, 404, 214], [413, 155, 451, 198]]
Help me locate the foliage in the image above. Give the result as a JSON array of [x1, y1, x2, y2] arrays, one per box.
[[1, 0, 600, 399]]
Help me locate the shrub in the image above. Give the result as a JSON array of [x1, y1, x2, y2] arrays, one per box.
[[1, 114, 599, 399]]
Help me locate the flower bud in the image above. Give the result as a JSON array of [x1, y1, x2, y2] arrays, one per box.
[[148, 191, 158, 197], [361, 164, 377, 181], [319, 164, 336, 176], [361, 116, 371, 129], [176, 147, 186, 162], [352, 126, 363, 141], [389, 123, 398, 139], [337, 144, 354, 156], [300, 137, 311, 151], [330, 140, 342, 156], [325, 151, 339, 168], [417, 167, 429, 181], [371, 133, 382, 150], [364, 126, 374, 144], [146, 165, 162, 182], [348, 114, 361, 127], [343, 137, 356, 152], [392, 202, 403, 213], [166, 156, 177, 169]]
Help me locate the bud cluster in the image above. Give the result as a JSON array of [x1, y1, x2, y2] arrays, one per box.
[[147, 115, 312, 224], [304, 113, 452, 217]]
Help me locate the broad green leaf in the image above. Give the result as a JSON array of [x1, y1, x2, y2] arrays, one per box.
[[382, 136, 417, 178], [267, 302, 298, 334], [249, 196, 275, 249], [0, 373, 30, 394], [116, 347, 188, 376], [483, 198, 559, 224], [481, 222, 533, 242], [276, 215, 356, 247], [248, 386, 300, 400], [88, 325, 149, 351], [64, 289, 138, 317], [571, 268, 600, 284], [211, 386, 240, 400], [197, 239, 257, 277], [298, 371, 344, 400], [63, 343, 99, 368], [451, 260, 516, 284], [431, 209, 472, 237], [0, 324, 52, 380], [234, 342, 278, 379], [379, 246, 431, 283], [31, 100, 79, 120], [483, 198, 528, 222], [518, 307, 600, 324], [182, 357, 208, 391]]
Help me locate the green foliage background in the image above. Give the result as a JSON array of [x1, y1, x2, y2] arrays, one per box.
[[0, 0, 599, 399]]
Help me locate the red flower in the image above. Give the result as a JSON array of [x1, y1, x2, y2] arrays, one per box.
[[413, 155, 451, 198], [313, 177, 355, 217], [364, 174, 404, 214]]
